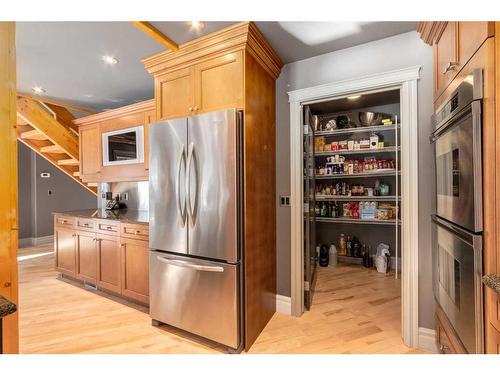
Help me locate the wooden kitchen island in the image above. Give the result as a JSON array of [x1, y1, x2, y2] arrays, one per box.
[[53, 210, 149, 306]]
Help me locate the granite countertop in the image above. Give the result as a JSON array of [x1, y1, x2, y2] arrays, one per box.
[[53, 209, 149, 224], [483, 274, 500, 296], [0, 295, 17, 318]]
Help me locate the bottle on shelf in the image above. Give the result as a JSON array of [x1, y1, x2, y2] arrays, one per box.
[[338, 234, 346, 256], [346, 235, 352, 257]]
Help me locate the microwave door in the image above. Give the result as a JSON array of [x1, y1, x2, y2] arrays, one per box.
[[149, 118, 188, 254], [187, 109, 240, 263]]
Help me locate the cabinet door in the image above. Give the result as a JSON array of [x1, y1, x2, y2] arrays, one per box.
[[194, 51, 243, 114], [96, 234, 121, 294], [121, 238, 149, 305], [457, 22, 491, 68], [487, 324, 500, 354], [55, 227, 76, 277], [76, 230, 97, 283], [79, 124, 101, 181], [156, 67, 194, 120], [435, 22, 458, 98]]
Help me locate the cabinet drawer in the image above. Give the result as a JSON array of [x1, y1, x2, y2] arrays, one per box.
[[96, 220, 120, 235], [121, 223, 149, 240], [55, 215, 75, 229], [76, 218, 95, 231]]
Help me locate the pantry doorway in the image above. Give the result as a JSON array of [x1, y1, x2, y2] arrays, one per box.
[[288, 66, 421, 348]]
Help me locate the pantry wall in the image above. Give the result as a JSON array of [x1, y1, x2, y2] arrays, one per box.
[[303, 89, 402, 309]]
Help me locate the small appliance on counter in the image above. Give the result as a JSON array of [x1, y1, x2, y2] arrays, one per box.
[[104, 191, 127, 211]]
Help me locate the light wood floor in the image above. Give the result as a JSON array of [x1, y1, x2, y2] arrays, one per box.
[[18, 244, 423, 354]]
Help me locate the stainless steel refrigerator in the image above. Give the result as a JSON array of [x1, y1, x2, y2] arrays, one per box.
[[148, 108, 243, 351]]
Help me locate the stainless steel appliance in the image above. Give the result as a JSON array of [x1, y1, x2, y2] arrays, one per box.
[[148, 109, 243, 351], [431, 69, 484, 353], [432, 215, 483, 353]]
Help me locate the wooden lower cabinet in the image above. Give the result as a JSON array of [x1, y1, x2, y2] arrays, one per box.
[[435, 304, 467, 354], [487, 324, 500, 354], [54, 215, 150, 305], [121, 237, 149, 305], [55, 226, 77, 277], [75, 230, 97, 283], [96, 233, 122, 294]]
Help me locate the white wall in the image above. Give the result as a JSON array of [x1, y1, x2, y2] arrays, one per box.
[[275, 31, 435, 329]]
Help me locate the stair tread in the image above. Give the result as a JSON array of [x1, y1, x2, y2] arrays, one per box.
[[20, 129, 47, 140], [57, 158, 79, 166], [41, 144, 65, 153]]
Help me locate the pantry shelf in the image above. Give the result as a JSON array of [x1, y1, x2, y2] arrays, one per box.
[[315, 146, 399, 157], [314, 124, 399, 137], [315, 169, 399, 179], [315, 195, 400, 201], [315, 217, 401, 226]]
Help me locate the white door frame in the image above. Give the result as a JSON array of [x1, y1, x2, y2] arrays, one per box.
[[287, 66, 421, 348]]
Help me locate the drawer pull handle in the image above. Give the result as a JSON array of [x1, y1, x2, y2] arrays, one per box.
[[442, 61, 459, 75], [84, 223, 90, 227], [106, 226, 113, 230], [4, 281, 11, 288], [156, 256, 224, 273], [135, 230, 141, 235]]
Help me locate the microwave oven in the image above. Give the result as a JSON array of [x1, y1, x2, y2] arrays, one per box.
[[102, 125, 144, 166]]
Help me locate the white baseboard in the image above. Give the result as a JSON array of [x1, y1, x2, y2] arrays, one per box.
[[276, 294, 292, 315], [34, 235, 54, 246], [19, 235, 54, 248], [418, 327, 437, 353], [19, 237, 34, 248]]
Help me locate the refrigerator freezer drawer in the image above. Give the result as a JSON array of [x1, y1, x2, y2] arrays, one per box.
[[149, 250, 240, 349]]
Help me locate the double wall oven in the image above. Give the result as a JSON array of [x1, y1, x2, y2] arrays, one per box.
[[431, 69, 484, 353]]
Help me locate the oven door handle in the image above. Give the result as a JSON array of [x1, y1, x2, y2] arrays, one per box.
[[431, 103, 474, 143], [471, 100, 483, 232]]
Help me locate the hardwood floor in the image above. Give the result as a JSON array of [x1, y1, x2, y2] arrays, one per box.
[[18, 244, 423, 354]]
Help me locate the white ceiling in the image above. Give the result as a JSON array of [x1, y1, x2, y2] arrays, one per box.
[[16, 21, 416, 114]]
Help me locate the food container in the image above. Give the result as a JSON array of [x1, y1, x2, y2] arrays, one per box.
[[375, 208, 391, 220], [360, 139, 370, 149]]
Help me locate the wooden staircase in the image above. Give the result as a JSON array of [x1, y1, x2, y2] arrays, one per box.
[[16, 95, 98, 195]]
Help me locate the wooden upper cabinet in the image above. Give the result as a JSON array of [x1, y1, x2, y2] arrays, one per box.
[[79, 124, 101, 181], [435, 22, 458, 98], [75, 230, 97, 284], [156, 67, 194, 120], [194, 51, 243, 114], [155, 52, 243, 120], [419, 21, 493, 100], [457, 22, 492, 68], [76, 100, 154, 182]]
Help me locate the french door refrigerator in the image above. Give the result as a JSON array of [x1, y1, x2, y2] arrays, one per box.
[[148, 108, 243, 351]]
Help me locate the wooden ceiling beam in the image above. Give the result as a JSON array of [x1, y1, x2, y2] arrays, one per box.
[[131, 21, 179, 51]]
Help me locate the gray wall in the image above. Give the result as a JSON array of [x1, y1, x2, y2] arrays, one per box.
[[18, 142, 97, 239], [274, 31, 435, 329]]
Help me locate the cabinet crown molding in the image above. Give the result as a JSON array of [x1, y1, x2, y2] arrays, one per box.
[[417, 22, 449, 45], [142, 21, 283, 80], [74, 99, 155, 127]]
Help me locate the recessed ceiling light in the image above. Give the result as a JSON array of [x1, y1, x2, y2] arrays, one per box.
[[190, 21, 205, 30], [32, 86, 46, 94], [101, 55, 118, 65], [347, 95, 361, 100]]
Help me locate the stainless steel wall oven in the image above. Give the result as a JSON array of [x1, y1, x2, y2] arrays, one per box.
[[431, 69, 484, 353]]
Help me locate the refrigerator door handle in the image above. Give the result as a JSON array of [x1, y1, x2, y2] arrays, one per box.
[[155, 255, 224, 273], [187, 142, 198, 227], [176, 144, 187, 227]]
